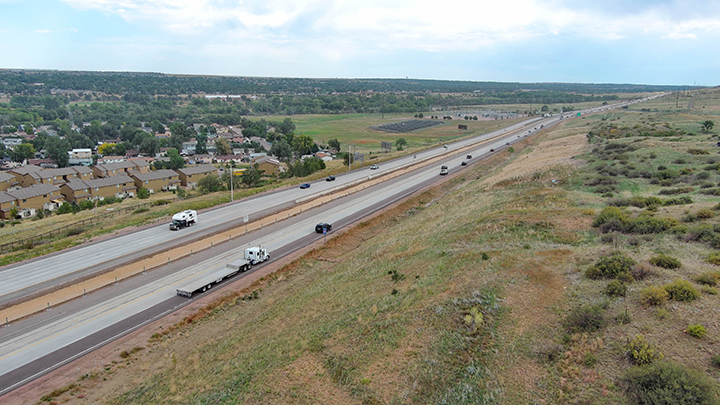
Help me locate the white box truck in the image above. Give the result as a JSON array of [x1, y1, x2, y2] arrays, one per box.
[[176, 247, 270, 297], [169, 210, 197, 230]]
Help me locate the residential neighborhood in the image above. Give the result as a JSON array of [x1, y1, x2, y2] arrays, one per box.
[[0, 119, 336, 220]]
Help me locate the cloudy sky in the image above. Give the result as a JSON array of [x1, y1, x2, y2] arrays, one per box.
[[1, 0, 719, 85]]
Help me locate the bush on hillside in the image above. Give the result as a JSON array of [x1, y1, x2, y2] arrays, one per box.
[[695, 271, 720, 286], [586, 252, 636, 279], [706, 253, 720, 266], [605, 280, 627, 297], [641, 286, 669, 306], [664, 280, 699, 302], [686, 324, 706, 338], [649, 254, 682, 269], [622, 361, 719, 405], [712, 355, 720, 369], [563, 304, 607, 333], [696, 208, 715, 219], [626, 335, 664, 365]]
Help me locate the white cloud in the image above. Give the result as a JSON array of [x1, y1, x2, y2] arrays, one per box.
[[58, 0, 720, 59]]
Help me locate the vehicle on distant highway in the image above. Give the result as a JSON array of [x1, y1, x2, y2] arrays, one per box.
[[169, 210, 197, 230], [466, 155, 472, 159], [370, 164, 379, 170], [461, 161, 467, 166], [315, 223, 332, 233], [440, 165, 448, 175], [326, 175, 336, 181], [490, 148, 495, 152], [176, 247, 270, 297], [300, 183, 311, 189]]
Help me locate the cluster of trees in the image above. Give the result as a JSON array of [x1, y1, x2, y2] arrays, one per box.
[[0, 71, 689, 96]]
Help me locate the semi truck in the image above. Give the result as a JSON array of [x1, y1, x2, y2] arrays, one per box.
[[170, 210, 197, 230], [176, 247, 270, 298]]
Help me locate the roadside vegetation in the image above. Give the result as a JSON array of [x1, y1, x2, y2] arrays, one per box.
[[27, 89, 720, 404]]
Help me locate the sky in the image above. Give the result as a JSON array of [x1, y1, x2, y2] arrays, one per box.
[[1, 0, 719, 85]]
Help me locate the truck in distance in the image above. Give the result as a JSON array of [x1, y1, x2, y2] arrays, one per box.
[[176, 247, 270, 297], [440, 165, 448, 175], [170, 209, 197, 230]]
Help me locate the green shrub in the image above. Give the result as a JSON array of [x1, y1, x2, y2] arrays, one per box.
[[697, 208, 715, 219], [702, 286, 718, 295], [712, 355, 720, 369], [707, 253, 720, 266], [616, 310, 632, 325], [152, 199, 171, 206], [137, 187, 150, 199], [587, 252, 636, 279], [649, 254, 682, 269], [583, 353, 598, 368], [622, 361, 719, 405], [593, 206, 629, 228], [695, 271, 720, 286], [641, 286, 669, 306], [606, 280, 627, 297], [133, 208, 149, 214], [686, 324, 706, 338], [664, 279, 699, 302], [626, 335, 664, 366], [626, 216, 674, 234], [563, 304, 607, 333]]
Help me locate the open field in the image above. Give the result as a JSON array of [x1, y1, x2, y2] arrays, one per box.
[[292, 113, 525, 154], [7, 90, 720, 404]]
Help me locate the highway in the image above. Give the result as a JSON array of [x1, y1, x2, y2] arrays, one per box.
[[0, 94, 663, 396]]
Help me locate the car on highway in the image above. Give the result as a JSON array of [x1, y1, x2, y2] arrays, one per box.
[[490, 148, 495, 152], [299, 183, 311, 189], [466, 155, 472, 159], [370, 164, 379, 170], [461, 161, 467, 166], [326, 175, 336, 181], [506, 142, 510, 145], [315, 222, 332, 233]]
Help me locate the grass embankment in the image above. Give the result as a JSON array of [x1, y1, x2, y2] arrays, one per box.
[[22, 91, 720, 403]]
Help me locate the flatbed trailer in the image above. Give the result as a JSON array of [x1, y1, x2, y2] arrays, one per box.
[[176, 247, 269, 298]]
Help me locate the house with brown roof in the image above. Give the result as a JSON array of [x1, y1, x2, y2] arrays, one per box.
[[61, 174, 137, 202], [252, 156, 283, 176], [92, 160, 151, 178], [176, 164, 219, 188], [8, 164, 42, 187], [3, 183, 63, 218], [36, 166, 95, 186], [0, 172, 16, 192], [0, 192, 18, 219], [131, 170, 180, 193]]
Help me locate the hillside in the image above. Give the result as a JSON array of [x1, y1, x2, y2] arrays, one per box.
[[11, 89, 720, 404]]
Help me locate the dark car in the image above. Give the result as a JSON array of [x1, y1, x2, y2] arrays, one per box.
[[506, 142, 510, 145], [466, 155, 472, 159], [326, 175, 336, 182], [490, 148, 495, 152], [300, 183, 311, 189], [315, 223, 332, 233], [461, 161, 467, 166]]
